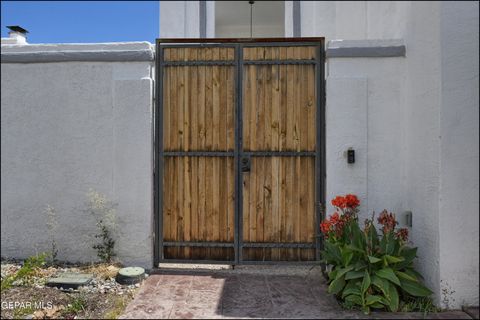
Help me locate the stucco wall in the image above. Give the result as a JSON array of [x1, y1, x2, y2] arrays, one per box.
[[326, 55, 407, 225], [159, 1, 216, 38], [318, 1, 479, 309], [438, 1, 479, 308], [403, 1, 443, 305], [1, 43, 155, 268], [159, 1, 200, 38], [301, 1, 409, 40], [403, 1, 479, 308]]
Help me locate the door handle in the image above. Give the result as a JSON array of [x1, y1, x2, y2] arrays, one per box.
[[241, 156, 251, 172]]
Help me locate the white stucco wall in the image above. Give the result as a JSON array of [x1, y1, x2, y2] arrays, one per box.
[[318, 1, 479, 309], [1, 43, 155, 268], [301, 1, 409, 40], [215, 25, 284, 38], [160, 1, 200, 38], [403, 1, 479, 308], [326, 56, 406, 225], [438, 1, 479, 308], [403, 1, 443, 305]]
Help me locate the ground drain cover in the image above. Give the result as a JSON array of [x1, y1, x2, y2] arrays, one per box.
[[46, 273, 93, 289], [116, 267, 145, 285]]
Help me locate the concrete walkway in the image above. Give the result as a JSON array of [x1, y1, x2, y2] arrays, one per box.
[[120, 266, 474, 319]]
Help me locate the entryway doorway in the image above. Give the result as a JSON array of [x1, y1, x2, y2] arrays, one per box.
[[154, 38, 325, 265]]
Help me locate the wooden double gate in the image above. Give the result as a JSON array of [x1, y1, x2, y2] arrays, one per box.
[[155, 38, 325, 264]]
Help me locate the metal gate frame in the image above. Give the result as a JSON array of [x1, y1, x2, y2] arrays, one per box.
[[154, 38, 326, 266]]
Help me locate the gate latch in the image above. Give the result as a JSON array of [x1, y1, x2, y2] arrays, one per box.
[[241, 156, 251, 172]]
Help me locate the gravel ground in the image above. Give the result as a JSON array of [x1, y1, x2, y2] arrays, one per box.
[[1, 260, 144, 319]]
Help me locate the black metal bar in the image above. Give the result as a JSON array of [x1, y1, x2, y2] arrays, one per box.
[[315, 41, 326, 261], [320, 40, 327, 253], [157, 38, 324, 44], [160, 42, 318, 48], [157, 44, 237, 48], [163, 60, 235, 66], [158, 259, 319, 266], [159, 259, 235, 265], [239, 260, 321, 265], [241, 42, 318, 47], [158, 259, 321, 264], [237, 44, 244, 263], [244, 151, 315, 157], [163, 241, 234, 248], [163, 151, 234, 157], [243, 59, 316, 65], [242, 242, 315, 248]]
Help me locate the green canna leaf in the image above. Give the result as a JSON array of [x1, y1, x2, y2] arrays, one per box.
[[345, 270, 365, 280], [328, 275, 346, 295], [375, 268, 401, 286], [361, 270, 371, 294], [400, 278, 433, 297]]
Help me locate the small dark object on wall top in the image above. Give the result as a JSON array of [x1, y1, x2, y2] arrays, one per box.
[[7, 26, 29, 34]]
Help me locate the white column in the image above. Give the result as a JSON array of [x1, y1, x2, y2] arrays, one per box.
[[160, 1, 200, 38], [284, 1, 294, 37], [206, 1, 215, 38]]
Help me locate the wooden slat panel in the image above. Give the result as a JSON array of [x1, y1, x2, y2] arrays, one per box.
[[255, 157, 264, 260], [242, 157, 316, 261], [164, 248, 234, 261], [164, 47, 235, 61], [243, 46, 316, 60], [163, 157, 235, 260], [271, 157, 280, 260], [307, 62, 316, 151], [163, 61, 235, 151], [242, 248, 315, 261], [285, 153, 294, 259], [162, 45, 318, 262], [198, 156, 206, 259], [242, 59, 315, 151]]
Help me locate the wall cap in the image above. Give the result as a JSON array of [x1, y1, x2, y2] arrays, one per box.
[[327, 39, 405, 58], [1, 41, 155, 63]]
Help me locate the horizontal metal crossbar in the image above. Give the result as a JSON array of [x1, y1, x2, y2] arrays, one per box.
[[244, 151, 316, 157], [242, 242, 315, 248], [162, 60, 235, 66], [163, 241, 234, 247], [163, 241, 315, 249], [159, 259, 234, 264], [157, 259, 320, 265], [163, 151, 315, 157], [243, 59, 316, 65], [239, 260, 321, 265], [163, 151, 234, 157]]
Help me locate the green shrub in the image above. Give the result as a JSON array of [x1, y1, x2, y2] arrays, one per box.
[[92, 222, 116, 263], [321, 194, 433, 314], [15, 253, 47, 279], [87, 189, 117, 263], [1, 253, 47, 291], [45, 204, 59, 264], [64, 293, 87, 314]]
